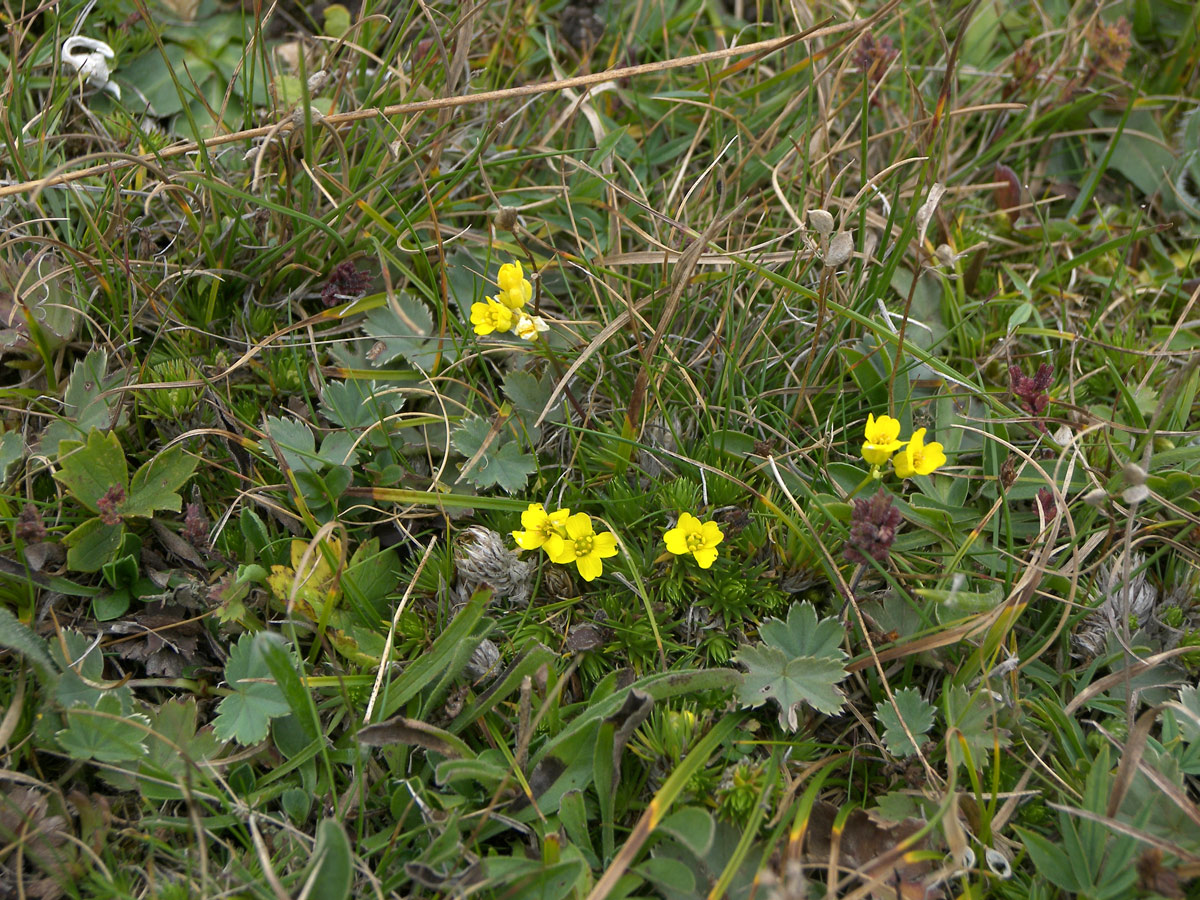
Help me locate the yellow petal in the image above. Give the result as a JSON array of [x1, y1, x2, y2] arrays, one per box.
[[593, 531, 619, 558], [700, 521, 724, 547], [564, 513, 593, 541], [663, 527, 690, 555], [575, 554, 603, 581], [692, 547, 719, 568]]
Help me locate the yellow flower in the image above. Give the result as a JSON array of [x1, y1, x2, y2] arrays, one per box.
[[514, 312, 548, 341], [544, 513, 618, 582], [512, 503, 570, 551], [861, 413, 904, 466], [663, 512, 724, 568], [496, 261, 533, 310], [892, 427, 946, 478], [470, 298, 514, 335]]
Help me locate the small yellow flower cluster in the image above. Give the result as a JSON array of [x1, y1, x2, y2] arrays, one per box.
[[470, 261, 548, 341], [512, 503, 618, 582], [861, 413, 946, 477]]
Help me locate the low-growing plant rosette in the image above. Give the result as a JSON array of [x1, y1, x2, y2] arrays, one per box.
[[663, 512, 724, 568]]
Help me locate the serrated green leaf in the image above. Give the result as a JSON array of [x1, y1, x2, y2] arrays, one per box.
[[876, 687, 936, 757], [0, 431, 23, 474], [0, 606, 57, 683], [57, 694, 150, 763], [450, 416, 491, 458], [1176, 685, 1200, 743], [55, 430, 127, 512], [124, 445, 198, 517], [464, 441, 536, 494], [261, 416, 322, 474], [320, 379, 404, 429], [318, 431, 359, 468], [734, 645, 847, 730], [212, 633, 290, 745], [757, 601, 846, 660], [63, 517, 124, 573], [363, 297, 442, 370], [944, 684, 1011, 769]]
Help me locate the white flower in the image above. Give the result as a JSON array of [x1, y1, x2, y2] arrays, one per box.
[[61, 36, 121, 99], [514, 313, 548, 341]]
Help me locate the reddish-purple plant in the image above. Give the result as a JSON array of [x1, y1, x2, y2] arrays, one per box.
[[1009, 362, 1053, 429], [183, 503, 209, 547], [1036, 488, 1057, 522], [321, 261, 371, 307], [15, 504, 46, 543], [97, 485, 126, 526], [844, 489, 903, 566]]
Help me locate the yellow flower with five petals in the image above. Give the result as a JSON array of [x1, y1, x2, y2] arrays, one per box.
[[471, 298, 514, 335], [663, 513, 724, 568], [544, 513, 618, 582], [861, 413, 904, 466], [892, 428, 946, 478], [512, 503, 570, 551]]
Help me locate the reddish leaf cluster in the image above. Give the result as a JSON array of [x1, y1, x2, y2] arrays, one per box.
[[96, 485, 126, 526], [321, 261, 371, 307], [853, 32, 898, 83], [844, 489, 903, 566], [1009, 362, 1053, 429], [1036, 487, 1057, 521], [15, 504, 46, 543]]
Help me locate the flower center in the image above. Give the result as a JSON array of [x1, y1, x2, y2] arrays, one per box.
[[686, 533, 705, 551], [574, 535, 594, 557]]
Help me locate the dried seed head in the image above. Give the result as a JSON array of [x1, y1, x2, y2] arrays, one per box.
[[1083, 487, 1108, 508], [453, 526, 532, 606], [807, 209, 835, 235], [824, 231, 854, 267], [464, 638, 501, 682], [494, 206, 519, 232]]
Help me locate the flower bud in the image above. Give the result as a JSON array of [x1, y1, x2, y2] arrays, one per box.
[[824, 231, 854, 267], [807, 209, 835, 235]]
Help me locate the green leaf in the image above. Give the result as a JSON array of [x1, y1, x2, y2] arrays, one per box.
[[256, 633, 319, 745], [363, 296, 441, 370], [63, 517, 124, 573], [320, 378, 404, 429], [657, 807, 715, 858], [0, 606, 57, 683], [876, 687, 936, 757], [449, 416, 491, 458], [757, 601, 847, 660], [212, 633, 291, 745], [943, 684, 1011, 770], [0, 431, 23, 474], [40, 350, 127, 457], [261, 416, 322, 474], [307, 819, 353, 900], [318, 432, 359, 468], [734, 645, 847, 729], [634, 856, 695, 896], [124, 445, 198, 517], [1015, 826, 1081, 892], [57, 694, 150, 763], [464, 440, 537, 494], [55, 430, 127, 512]]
